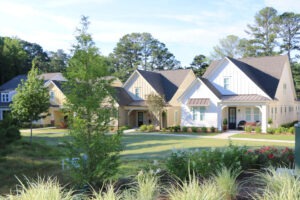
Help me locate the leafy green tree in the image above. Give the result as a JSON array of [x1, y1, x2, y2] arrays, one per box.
[[246, 7, 279, 56], [146, 93, 165, 129], [10, 64, 49, 144], [47, 49, 69, 72], [189, 54, 209, 76], [63, 16, 121, 185], [291, 62, 300, 99], [278, 12, 300, 61], [211, 35, 243, 59], [110, 32, 180, 82]]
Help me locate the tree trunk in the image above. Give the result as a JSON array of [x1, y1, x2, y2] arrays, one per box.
[[30, 122, 33, 145]]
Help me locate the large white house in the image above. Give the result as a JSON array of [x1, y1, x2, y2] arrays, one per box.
[[179, 55, 300, 132]]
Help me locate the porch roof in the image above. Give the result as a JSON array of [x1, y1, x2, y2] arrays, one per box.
[[222, 94, 270, 102], [187, 98, 210, 106], [128, 100, 147, 106]]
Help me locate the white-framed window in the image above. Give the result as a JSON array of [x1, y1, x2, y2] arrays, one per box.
[[254, 108, 260, 121], [223, 77, 230, 90], [174, 111, 178, 124], [1, 93, 9, 102], [192, 107, 205, 121], [50, 91, 55, 100], [245, 108, 251, 121], [135, 87, 140, 98]]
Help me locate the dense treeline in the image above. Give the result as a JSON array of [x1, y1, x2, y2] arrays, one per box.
[[0, 36, 68, 85]]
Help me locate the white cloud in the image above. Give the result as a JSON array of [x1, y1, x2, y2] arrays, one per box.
[[44, 0, 112, 8]]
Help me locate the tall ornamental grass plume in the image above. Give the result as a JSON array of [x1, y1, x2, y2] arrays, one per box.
[[213, 167, 241, 200], [91, 184, 122, 200], [122, 171, 159, 200], [3, 177, 73, 200], [252, 167, 300, 200], [167, 173, 223, 200]]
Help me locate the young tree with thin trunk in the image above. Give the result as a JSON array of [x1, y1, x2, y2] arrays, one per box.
[[63, 16, 121, 185], [146, 93, 165, 129], [10, 64, 49, 144]]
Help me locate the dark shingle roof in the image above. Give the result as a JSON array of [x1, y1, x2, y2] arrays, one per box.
[[199, 77, 222, 99], [203, 55, 288, 99], [227, 57, 279, 99], [137, 69, 191, 102], [113, 87, 133, 106], [0, 75, 27, 91]]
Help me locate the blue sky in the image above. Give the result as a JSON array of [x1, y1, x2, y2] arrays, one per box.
[[0, 0, 299, 66]]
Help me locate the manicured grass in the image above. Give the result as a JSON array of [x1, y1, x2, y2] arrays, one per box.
[[0, 130, 295, 194], [121, 134, 294, 160], [230, 133, 295, 141]]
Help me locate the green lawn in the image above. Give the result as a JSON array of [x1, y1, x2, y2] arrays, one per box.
[[230, 133, 295, 141], [0, 129, 295, 194]]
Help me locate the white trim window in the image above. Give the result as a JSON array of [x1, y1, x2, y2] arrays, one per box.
[[135, 87, 140, 98], [50, 91, 55, 100], [192, 107, 205, 121], [245, 108, 251, 121], [1, 93, 9, 102], [223, 77, 230, 90], [254, 108, 260, 121]]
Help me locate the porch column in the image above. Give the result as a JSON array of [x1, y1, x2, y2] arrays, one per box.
[[217, 105, 222, 131], [260, 105, 267, 133]]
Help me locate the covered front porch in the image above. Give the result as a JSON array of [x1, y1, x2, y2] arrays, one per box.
[[217, 103, 267, 133]]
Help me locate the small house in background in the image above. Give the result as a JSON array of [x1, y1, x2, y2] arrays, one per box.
[[0, 73, 67, 127], [179, 55, 300, 132]]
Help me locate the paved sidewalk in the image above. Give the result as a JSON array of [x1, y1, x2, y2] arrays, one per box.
[[123, 130, 294, 144]]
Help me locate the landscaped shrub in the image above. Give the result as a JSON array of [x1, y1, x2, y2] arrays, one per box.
[[245, 126, 252, 133], [140, 125, 147, 131], [182, 126, 188, 132], [201, 127, 207, 133], [210, 126, 216, 133], [267, 127, 275, 134], [146, 124, 154, 132], [281, 120, 299, 128], [191, 127, 198, 133], [255, 126, 262, 133], [166, 144, 294, 180], [288, 127, 295, 134]]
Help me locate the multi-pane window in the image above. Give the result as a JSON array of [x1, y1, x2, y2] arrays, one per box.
[[254, 108, 260, 121], [245, 108, 251, 121], [174, 111, 178, 124], [135, 87, 140, 98], [192, 107, 205, 121], [1, 93, 9, 102], [50, 91, 55, 100], [223, 77, 230, 90]]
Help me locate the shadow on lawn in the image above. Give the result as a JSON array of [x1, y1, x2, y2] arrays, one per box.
[[21, 135, 72, 146]]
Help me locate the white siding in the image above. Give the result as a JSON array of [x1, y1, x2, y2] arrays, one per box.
[[124, 72, 157, 100], [181, 79, 220, 128], [208, 59, 270, 98]]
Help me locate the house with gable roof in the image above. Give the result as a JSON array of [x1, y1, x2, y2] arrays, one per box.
[[179, 55, 300, 132], [114, 69, 196, 128], [0, 73, 68, 127]]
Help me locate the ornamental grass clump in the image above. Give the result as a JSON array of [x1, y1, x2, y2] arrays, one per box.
[[252, 168, 300, 200], [4, 177, 74, 200], [91, 184, 122, 200], [167, 173, 223, 200], [213, 167, 241, 200]]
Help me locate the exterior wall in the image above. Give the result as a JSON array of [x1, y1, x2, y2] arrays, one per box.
[[181, 80, 220, 128], [166, 106, 181, 127], [118, 106, 127, 127], [207, 59, 270, 98], [169, 70, 196, 106], [49, 84, 66, 106], [123, 72, 157, 100]]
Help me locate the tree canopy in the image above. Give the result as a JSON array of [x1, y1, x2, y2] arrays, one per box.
[[109, 32, 180, 82]]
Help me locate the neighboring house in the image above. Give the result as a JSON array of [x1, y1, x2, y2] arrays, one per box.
[[115, 69, 196, 128], [179, 55, 300, 132], [0, 73, 67, 127]]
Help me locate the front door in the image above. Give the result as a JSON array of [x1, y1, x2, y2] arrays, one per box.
[[228, 107, 236, 129], [137, 112, 144, 127]]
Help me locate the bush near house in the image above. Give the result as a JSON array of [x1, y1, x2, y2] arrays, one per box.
[[245, 126, 252, 133], [210, 126, 216, 133], [281, 120, 299, 128], [182, 126, 188, 132], [166, 144, 294, 180], [201, 126, 207, 133], [191, 127, 198, 133]]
